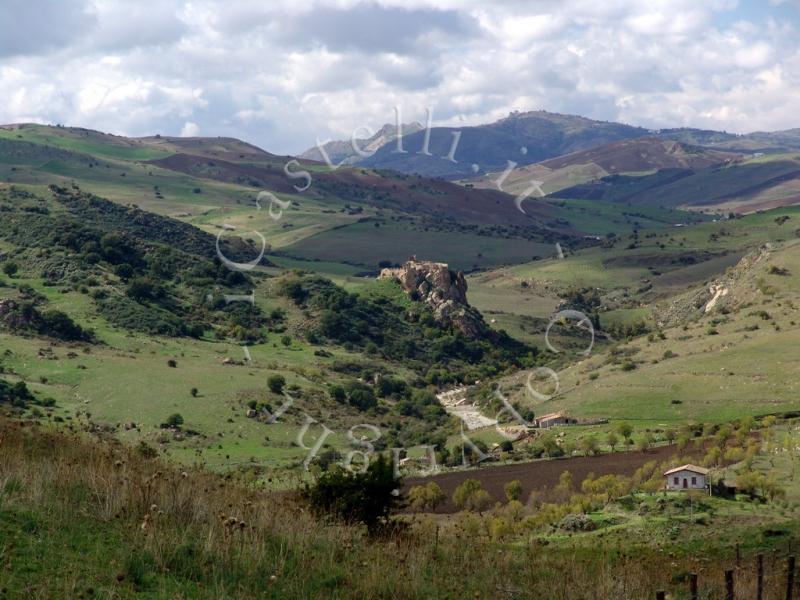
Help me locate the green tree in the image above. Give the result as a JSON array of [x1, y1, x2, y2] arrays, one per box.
[[127, 276, 161, 302], [606, 432, 619, 452], [2, 262, 18, 277], [453, 479, 492, 513], [304, 454, 401, 535], [267, 374, 286, 394], [329, 384, 346, 403], [344, 381, 377, 411], [539, 434, 564, 457], [407, 482, 447, 512], [555, 471, 573, 494], [504, 480, 523, 502], [114, 263, 134, 281], [562, 439, 577, 457], [579, 436, 599, 456], [617, 423, 633, 444], [164, 413, 184, 428], [582, 474, 630, 504], [635, 436, 649, 452], [703, 446, 723, 467], [735, 470, 765, 499]]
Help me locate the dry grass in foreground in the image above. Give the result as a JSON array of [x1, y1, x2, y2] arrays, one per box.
[[0, 418, 798, 599]]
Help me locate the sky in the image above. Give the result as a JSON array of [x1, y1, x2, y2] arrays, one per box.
[[2, 0, 800, 155]]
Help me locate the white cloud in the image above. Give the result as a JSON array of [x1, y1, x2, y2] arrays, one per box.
[[180, 121, 200, 136], [0, 0, 798, 153]]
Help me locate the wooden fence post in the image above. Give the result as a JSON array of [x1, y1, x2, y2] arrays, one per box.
[[757, 553, 764, 600], [725, 569, 734, 600], [689, 572, 698, 600], [787, 555, 796, 600], [736, 543, 741, 568]]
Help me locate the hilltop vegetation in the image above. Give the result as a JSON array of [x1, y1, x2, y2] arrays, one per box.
[[0, 185, 267, 339], [276, 272, 536, 384]]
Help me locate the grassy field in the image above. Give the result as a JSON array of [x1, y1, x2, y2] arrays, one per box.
[[281, 219, 557, 271], [498, 239, 800, 427], [2, 416, 800, 599], [0, 124, 172, 161], [466, 204, 800, 345], [5, 123, 800, 481], [0, 268, 428, 476], [544, 152, 800, 212]]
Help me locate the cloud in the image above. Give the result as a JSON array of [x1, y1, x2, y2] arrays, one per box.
[[0, 0, 799, 153], [266, 4, 479, 55], [0, 0, 96, 58], [180, 121, 200, 136]]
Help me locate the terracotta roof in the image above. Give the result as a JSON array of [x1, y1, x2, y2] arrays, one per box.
[[663, 464, 709, 476], [537, 412, 565, 421]]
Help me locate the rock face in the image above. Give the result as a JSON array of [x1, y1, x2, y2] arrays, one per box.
[[379, 259, 487, 337]]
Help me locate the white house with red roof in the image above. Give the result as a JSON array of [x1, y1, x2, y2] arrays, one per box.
[[663, 464, 709, 491]]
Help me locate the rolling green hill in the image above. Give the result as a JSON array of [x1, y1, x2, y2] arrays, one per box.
[[5, 120, 800, 478], [496, 232, 800, 433], [464, 137, 740, 197], [0, 123, 611, 273], [550, 152, 800, 213], [0, 176, 541, 474]]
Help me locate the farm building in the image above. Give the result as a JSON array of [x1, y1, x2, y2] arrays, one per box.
[[663, 464, 709, 491], [536, 412, 573, 428]]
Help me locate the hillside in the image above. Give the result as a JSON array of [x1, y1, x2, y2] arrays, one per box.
[[299, 122, 424, 165], [0, 123, 605, 273], [3, 123, 800, 600], [464, 137, 740, 197], [4, 119, 800, 469], [357, 110, 649, 178], [548, 152, 800, 213], [659, 127, 800, 153], [1, 123, 709, 277], [0, 178, 548, 474], [496, 233, 800, 427], [5, 415, 800, 599]]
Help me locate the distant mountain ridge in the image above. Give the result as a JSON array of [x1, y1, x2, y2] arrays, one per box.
[[303, 111, 800, 182], [356, 110, 649, 178], [657, 127, 800, 153], [463, 137, 742, 198], [300, 122, 424, 166]]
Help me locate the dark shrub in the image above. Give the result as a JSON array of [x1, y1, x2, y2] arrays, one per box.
[[303, 454, 401, 535], [267, 374, 286, 394]]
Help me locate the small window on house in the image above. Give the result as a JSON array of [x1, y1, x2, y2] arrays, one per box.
[[674, 476, 679, 485], [691, 476, 697, 485]]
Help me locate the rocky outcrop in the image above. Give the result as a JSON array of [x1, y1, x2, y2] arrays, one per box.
[[379, 258, 487, 337], [655, 244, 774, 328]]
